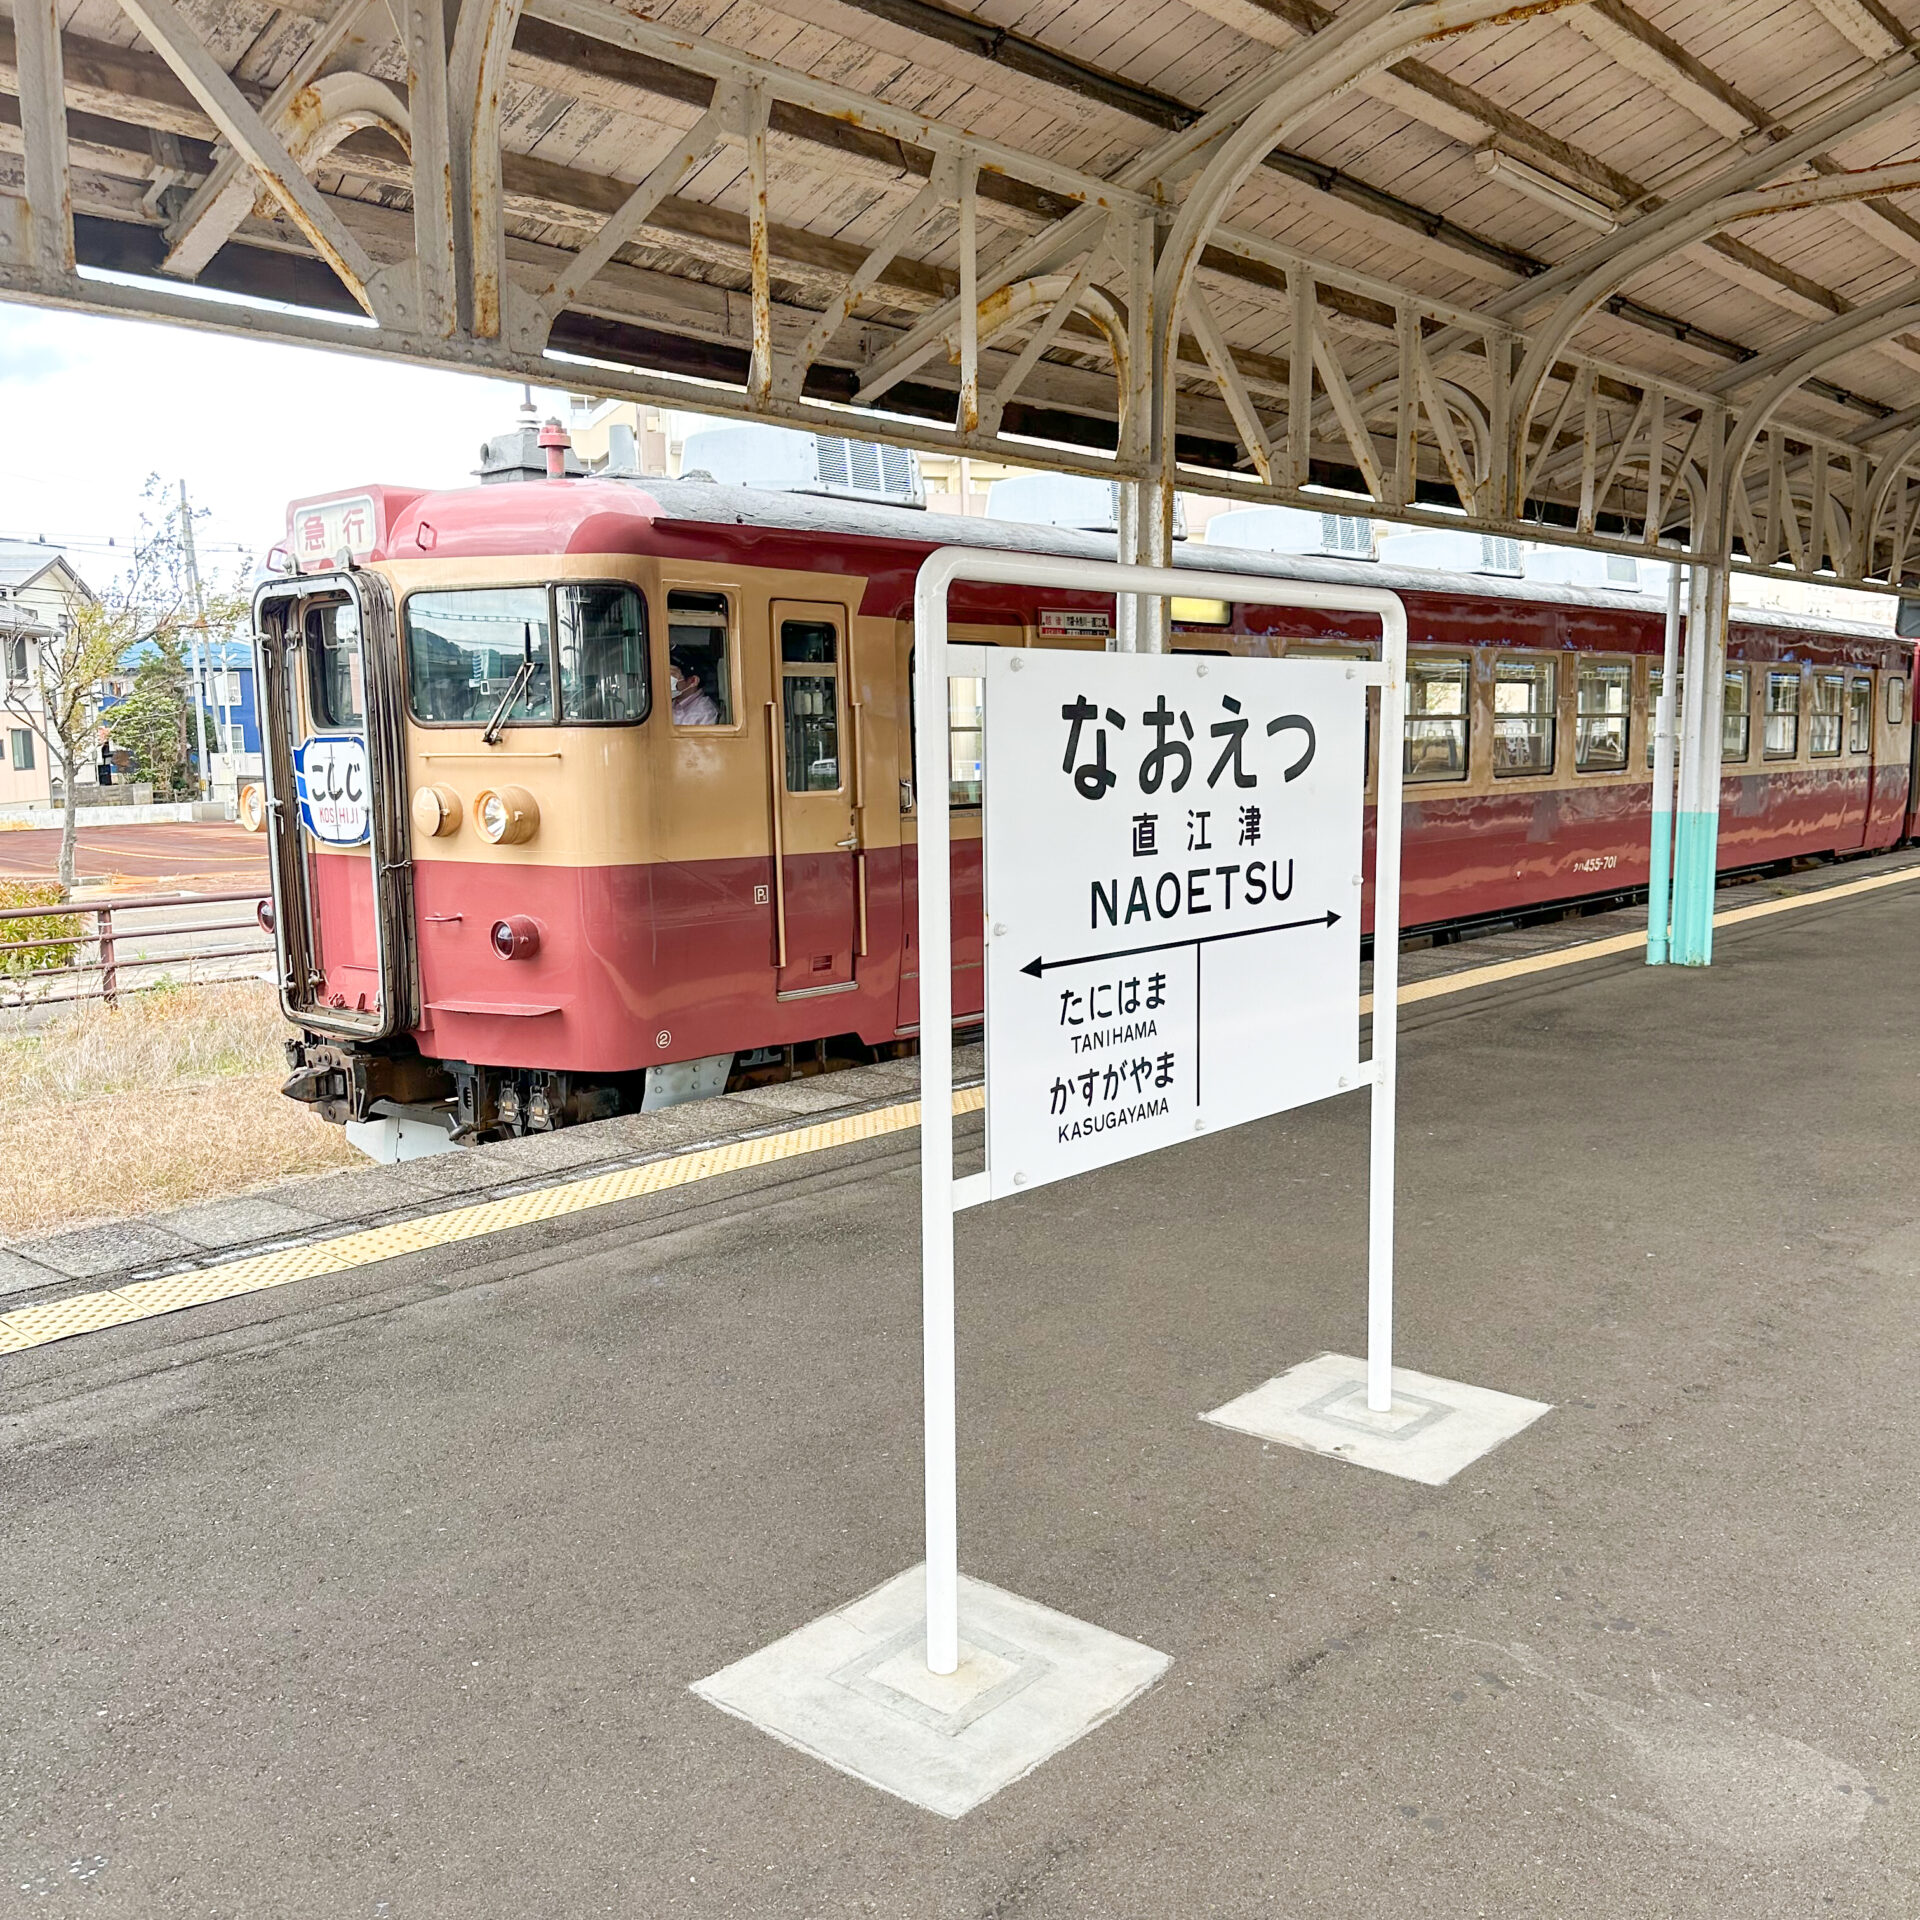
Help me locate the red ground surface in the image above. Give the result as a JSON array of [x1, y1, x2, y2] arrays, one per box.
[[0, 822, 268, 892]]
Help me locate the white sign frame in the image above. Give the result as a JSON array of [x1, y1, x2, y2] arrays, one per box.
[[913, 550, 1409, 1676]]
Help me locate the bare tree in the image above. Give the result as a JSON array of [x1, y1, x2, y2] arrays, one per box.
[[4, 594, 120, 893], [0, 483, 204, 893]]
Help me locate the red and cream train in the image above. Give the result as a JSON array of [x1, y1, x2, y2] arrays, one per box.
[[254, 465, 1918, 1142]]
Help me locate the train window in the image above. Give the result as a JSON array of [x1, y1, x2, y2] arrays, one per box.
[[1763, 670, 1800, 758], [903, 649, 989, 809], [306, 598, 366, 729], [1849, 675, 1874, 754], [950, 677, 984, 807], [1722, 667, 1750, 762], [404, 587, 552, 726], [1404, 656, 1468, 782], [666, 590, 733, 726], [1890, 676, 1908, 726], [1646, 663, 1684, 768], [1575, 661, 1630, 772], [1809, 671, 1844, 757], [1493, 657, 1555, 776], [557, 584, 649, 723], [780, 618, 840, 791]]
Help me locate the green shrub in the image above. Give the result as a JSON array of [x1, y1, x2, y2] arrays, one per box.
[[0, 878, 83, 978]]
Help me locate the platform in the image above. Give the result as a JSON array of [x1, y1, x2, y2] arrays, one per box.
[[2, 857, 1916, 1912]]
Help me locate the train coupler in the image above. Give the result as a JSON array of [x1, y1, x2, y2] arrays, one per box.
[[283, 1036, 454, 1127]]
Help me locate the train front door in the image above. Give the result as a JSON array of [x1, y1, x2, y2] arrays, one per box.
[[254, 573, 413, 1040], [768, 601, 860, 997]]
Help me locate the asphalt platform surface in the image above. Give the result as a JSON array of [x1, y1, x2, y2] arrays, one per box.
[[3, 882, 1917, 1917]]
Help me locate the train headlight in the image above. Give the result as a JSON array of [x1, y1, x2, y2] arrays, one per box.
[[473, 785, 539, 845], [411, 784, 463, 838], [491, 916, 541, 960]]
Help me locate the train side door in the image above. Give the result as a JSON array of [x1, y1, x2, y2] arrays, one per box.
[[768, 600, 859, 996]]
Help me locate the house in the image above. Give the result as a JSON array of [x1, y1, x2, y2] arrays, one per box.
[[200, 638, 261, 757], [104, 633, 261, 791], [0, 539, 94, 810]]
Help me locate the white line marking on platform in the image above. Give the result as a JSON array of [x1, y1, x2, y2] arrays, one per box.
[[691, 1566, 1169, 1818], [1203, 1352, 1552, 1485]]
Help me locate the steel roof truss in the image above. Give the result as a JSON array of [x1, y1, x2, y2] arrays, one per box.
[[9, 0, 71, 284], [159, 0, 377, 282]]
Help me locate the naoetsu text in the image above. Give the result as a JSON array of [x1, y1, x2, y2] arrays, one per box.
[[1061, 692, 1314, 930]]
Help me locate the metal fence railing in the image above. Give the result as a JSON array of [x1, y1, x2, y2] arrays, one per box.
[[0, 888, 273, 1009]]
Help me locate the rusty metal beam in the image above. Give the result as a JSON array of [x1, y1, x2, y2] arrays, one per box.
[[447, 0, 526, 337]]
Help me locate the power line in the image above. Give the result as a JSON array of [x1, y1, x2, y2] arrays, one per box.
[[0, 530, 251, 555]]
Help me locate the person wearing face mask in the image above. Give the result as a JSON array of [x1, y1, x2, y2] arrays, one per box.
[[669, 648, 721, 725]]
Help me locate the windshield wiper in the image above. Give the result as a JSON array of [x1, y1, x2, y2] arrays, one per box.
[[482, 620, 538, 744]]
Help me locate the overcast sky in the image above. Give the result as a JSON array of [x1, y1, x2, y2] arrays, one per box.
[[0, 304, 575, 592]]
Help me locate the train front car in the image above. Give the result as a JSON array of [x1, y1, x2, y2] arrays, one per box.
[[254, 464, 911, 1157]]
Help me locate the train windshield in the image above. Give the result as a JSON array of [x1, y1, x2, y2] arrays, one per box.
[[406, 587, 553, 725], [405, 584, 650, 724], [558, 584, 649, 722]]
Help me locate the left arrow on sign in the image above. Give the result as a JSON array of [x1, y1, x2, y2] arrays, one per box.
[[1020, 909, 1342, 977]]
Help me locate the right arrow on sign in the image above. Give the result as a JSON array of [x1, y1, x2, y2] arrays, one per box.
[[1020, 910, 1342, 977]]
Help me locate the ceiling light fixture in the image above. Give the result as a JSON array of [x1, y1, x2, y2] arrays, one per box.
[[1473, 147, 1618, 233]]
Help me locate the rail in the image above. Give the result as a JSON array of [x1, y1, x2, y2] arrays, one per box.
[[0, 888, 272, 1009]]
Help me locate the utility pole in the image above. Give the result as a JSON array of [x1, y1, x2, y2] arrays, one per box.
[[178, 478, 213, 801]]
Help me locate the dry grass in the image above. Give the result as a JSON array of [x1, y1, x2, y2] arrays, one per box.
[[0, 981, 359, 1241]]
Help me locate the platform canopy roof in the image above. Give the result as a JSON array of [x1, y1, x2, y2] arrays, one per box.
[[10, 0, 1920, 587]]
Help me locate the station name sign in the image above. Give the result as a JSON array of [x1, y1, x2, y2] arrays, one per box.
[[981, 648, 1365, 1198]]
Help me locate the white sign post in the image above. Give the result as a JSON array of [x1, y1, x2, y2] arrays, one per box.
[[693, 550, 1547, 1817], [913, 549, 1410, 1677]]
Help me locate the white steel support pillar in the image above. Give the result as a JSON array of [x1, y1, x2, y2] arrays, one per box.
[[1116, 212, 1166, 655], [1670, 561, 1728, 966], [1645, 554, 1684, 966]]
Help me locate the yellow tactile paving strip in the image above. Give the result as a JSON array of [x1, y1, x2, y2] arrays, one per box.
[[5, 860, 1918, 1361], [0, 1087, 986, 1359]]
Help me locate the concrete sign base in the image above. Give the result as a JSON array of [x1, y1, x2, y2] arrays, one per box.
[[1203, 1352, 1551, 1485], [692, 1566, 1169, 1818]]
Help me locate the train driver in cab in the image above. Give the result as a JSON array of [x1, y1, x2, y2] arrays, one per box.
[[670, 647, 721, 726]]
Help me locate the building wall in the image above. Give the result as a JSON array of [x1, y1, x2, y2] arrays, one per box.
[[0, 569, 75, 808], [201, 657, 260, 757]]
